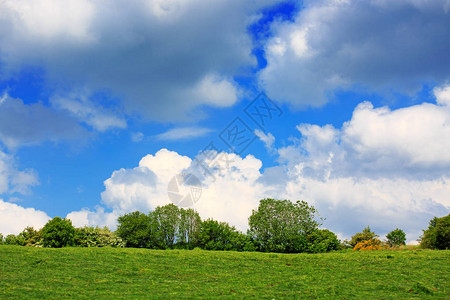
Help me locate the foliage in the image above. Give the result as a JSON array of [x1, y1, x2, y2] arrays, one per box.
[[306, 229, 340, 253], [152, 204, 181, 249], [4, 234, 20, 245], [177, 208, 202, 249], [196, 219, 255, 251], [1, 246, 449, 298], [116, 205, 202, 249], [116, 211, 152, 248], [353, 237, 388, 251], [41, 217, 76, 248], [17, 227, 41, 246], [348, 226, 376, 247], [0, 233, 3, 244], [75, 226, 124, 247], [248, 198, 321, 253], [386, 228, 406, 247], [420, 214, 450, 250]]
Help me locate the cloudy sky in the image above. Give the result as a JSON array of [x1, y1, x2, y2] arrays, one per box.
[[0, 0, 449, 243]]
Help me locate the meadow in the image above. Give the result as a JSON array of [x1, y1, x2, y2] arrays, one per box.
[[0, 245, 449, 299]]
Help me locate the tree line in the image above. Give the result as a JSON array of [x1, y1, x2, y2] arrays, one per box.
[[1, 199, 449, 252]]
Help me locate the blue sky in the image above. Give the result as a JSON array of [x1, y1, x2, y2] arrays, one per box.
[[0, 0, 449, 243]]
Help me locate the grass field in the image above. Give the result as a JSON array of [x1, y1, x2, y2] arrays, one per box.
[[0, 246, 449, 299]]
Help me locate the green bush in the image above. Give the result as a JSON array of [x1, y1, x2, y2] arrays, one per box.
[[306, 229, 340, 253], [386, 228, 406, 247], [17, 227, 41, 246], [4, 234, 20, 245], [75, 226, 124, 247], [420, 214, 450, 250], [116, 211, 152, 248], [0, 233, 3, 244], [41, 217, 76, 248], [346, 226, 376, 247], [197, 219, 254, 251]]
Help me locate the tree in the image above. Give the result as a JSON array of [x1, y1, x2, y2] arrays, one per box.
[[386, 228, 406, 247], [116, 211, 152, 248], [4, 234, 19, 245], [41, 217, 75, 248], [178, 208, 201, 249], [0, 233, 3, 244], [152, 204, 181, 249], [306, 229, 340, 253], [348, 226, 376, 247], [248, 199, 321, 253], [197, 219, 254, 251], [420, 214, 450, 250], [18, 227, 41, 246]]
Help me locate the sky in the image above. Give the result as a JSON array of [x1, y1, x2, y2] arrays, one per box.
[[0, 0, 449, 243]]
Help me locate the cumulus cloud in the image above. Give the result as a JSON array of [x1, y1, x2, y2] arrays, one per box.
[[0, 199, 50, 235], [68, 90, 450, 242], [259, 0, 450, 107], [156, 127, 212, 141], [0, 150, 39, 195], [0, 94, 88, 148], [0, 0, 279, 121]]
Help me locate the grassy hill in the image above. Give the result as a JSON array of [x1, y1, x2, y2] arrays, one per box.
[[0, 245, 449, 299]]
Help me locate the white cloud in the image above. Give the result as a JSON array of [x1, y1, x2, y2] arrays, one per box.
[[0, 199, 50, 235], [0, 150, 39, 195], [434, 85, 450, 107], [131, 132, 144, 143], [50, 91, 126, 132], [255, 129, 275, 151], [0, 0, 279, 121], [156, 127, 212, 141], [259, 0, 450, 107], [0, 94, 88, 149]]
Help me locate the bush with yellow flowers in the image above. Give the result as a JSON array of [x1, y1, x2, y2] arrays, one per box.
[[353, 236, 388, 251]]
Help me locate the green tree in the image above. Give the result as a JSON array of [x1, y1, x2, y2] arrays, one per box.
[[306, 229, 340, 253], [0, 233, 3, 244], [197, 219, 253, 251], [348, 226, 376, 247], [420, 214, 450, 250], [116, 211, 152, 248], [178, 208, 201, 249], [17, 227, 41, 246], [41, 217, 75, 248], [153, 204, 181, 249], [4, 234, 19, 245], [248, 199, 321, 253], [386, 228, 406, 247]]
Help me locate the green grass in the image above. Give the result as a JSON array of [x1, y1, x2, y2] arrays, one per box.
[[0, 246, 449, 299]]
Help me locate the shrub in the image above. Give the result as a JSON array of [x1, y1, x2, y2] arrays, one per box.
[[41, 217, 76, 248], [116, 211, 152, 248], [0, 233, 3, 244], [4, 234, 20, 245], [348, 226, 376, 247], [353, 237, 388, 251], [306, 229, 340, 253], [420, 214, 450, 250], [75, 226, 124, 247], [248, 199, 321, 253], [197, 219, 254, 251], [18, 227, 41, 246], [386, 228, 406, 247]]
